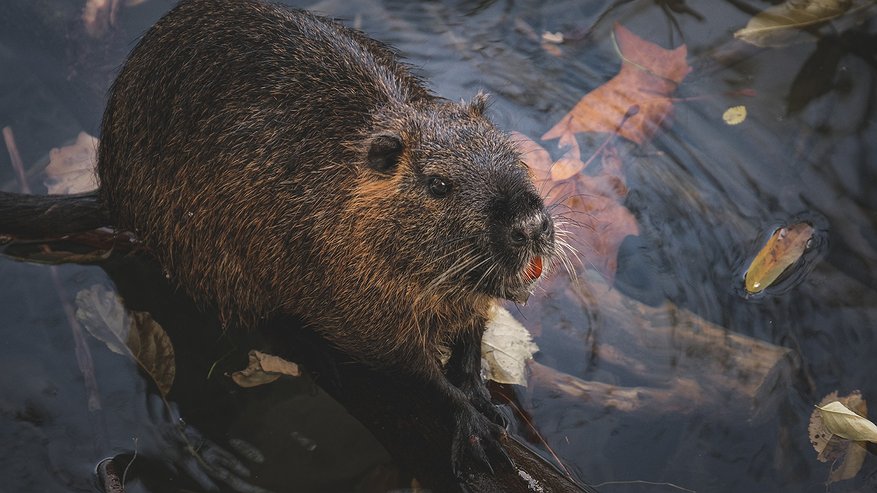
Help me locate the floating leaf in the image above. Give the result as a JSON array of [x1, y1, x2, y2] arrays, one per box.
[[481, 306, 539, 386], [809, 392, 873, 483], [734, 0, 853, 48], [542, 23, 690, 146], [723, 105, 747, 125], [75, 285, 176, 396], [44, 132, 99, 194], [744, 222, 814, 294], [818, 400, 877, 442], [231, 350, 301, 388]]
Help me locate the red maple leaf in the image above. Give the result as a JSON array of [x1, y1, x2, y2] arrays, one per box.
[[514, 133, 638, 282], [542, 23, 690, 146]]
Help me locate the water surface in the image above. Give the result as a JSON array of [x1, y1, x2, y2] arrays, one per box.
[[1, 1, 876, 492]]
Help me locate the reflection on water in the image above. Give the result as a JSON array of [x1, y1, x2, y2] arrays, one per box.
[[1, 1, 876, 492]]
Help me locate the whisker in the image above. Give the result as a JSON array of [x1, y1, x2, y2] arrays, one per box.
[[473, 262, 497, 294], [423, 243, 477, 270], [422, 252, 488, 297]]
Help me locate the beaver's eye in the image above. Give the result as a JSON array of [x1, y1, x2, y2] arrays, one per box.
[[427, 176, 450, 198]]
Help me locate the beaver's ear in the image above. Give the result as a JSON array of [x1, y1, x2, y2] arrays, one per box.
[[367, 132, 404, 173], [466, 91, 489, 117]]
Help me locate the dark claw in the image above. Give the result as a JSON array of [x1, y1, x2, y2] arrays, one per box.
[[474, 395, 510, 429], [451, 406, 514, 479], [461, 382, 509, 429]]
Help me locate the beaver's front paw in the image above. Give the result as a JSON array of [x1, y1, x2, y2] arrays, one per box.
[[451, 406, 513, 479], [461, 382, 509, 429]]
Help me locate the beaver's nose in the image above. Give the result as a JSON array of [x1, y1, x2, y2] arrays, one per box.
[[509, 211, 553, 247]]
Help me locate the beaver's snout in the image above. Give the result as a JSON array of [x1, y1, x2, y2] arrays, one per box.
[[485, 185, 556, 303], [508, 211, 554, 248]]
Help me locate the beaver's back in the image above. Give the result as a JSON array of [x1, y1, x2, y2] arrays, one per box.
[[98, 0, 432, 324]]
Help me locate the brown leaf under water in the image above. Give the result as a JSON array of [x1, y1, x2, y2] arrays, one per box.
[[541, 22, 690, 146], [75, 284, 176, 396], [514, 132, 638, 281]]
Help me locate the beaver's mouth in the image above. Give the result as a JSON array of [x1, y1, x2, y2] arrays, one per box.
[[495, 254, 545, 304], [523, 255, 543, 282]]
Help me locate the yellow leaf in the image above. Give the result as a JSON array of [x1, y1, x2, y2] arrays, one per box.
[[734, 0, 853, 48], [722, 105, 747, 125], [818, 401, 877, 442]]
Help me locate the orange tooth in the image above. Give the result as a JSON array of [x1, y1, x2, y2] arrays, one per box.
[[524, 255, 543, 281]]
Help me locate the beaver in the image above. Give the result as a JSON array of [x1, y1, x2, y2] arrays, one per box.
[[7, 0, 560, 479]]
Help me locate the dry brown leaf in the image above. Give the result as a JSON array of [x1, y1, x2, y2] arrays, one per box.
[[75, 285, 176, 396], [231, 350, 301, 388], [127, 312, 176, 396], [44, 132, 99, 195], [542, 23, 690, 146], [809, 391, 871, 483]]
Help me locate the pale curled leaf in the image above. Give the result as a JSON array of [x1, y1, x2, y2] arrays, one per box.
[[75, 285, 176, 395], [818, 401, 877, 442], [75, 284, 129, 356], [734, 0, 854, 47], [810, 391, 869, 482], [231, 350, 301, 388], [481, 306, 539, 386], [44, 132, 99, 194]]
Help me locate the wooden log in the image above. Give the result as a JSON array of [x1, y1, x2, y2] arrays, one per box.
[[0, 191, 110, 240], [528, 272, 794, 420]]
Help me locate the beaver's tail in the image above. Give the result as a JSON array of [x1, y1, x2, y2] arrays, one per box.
[[0, 191, 110, 238]]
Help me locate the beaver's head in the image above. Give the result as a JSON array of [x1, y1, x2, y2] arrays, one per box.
[[351, 93, 560, 304]]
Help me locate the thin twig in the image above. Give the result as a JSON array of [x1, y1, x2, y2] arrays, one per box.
[[3, 126, 103, 412]]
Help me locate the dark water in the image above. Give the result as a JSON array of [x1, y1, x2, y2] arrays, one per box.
[[2, 1, 877, 492]]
